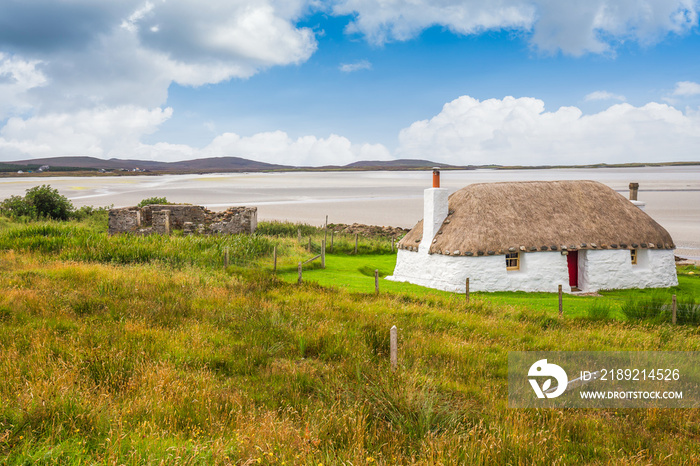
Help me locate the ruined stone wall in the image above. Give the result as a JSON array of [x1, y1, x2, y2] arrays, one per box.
[[141, 205, 209, 229], [208, 207, 257, 235], [152, 210, 171, 235], [108, 204, 257, 236], [108, 208, 141, 234]]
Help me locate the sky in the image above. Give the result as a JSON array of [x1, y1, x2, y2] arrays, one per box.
[[0, 0, 699, 167]]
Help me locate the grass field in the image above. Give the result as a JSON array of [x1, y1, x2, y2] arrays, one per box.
[[1, 216, 700, 464], [277, 252, 700, 321]]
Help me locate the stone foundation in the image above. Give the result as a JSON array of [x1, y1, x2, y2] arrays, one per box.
[[108, 204, 257, 236]]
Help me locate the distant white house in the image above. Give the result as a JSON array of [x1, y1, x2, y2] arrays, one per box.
[[388, 172, 678, 293]]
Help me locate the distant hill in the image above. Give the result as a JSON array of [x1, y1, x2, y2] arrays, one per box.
[[339, 159, 461, 170], [4, 156, 700, 175], [3, 156, 460, 173], [5, 156, 290, 173]]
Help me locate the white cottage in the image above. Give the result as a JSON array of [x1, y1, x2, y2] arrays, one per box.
[[388, 173, 678, 293]]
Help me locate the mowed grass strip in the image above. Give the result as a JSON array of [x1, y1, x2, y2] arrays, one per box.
[[2, 247, 700, 464], [278, 252, 700, 321]]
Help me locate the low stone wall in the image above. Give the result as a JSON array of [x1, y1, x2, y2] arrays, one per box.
[[109, 204, 257, 236], [108, 208, 141, 233]]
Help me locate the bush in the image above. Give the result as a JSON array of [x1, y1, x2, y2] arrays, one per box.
[[25, 185, 74, 220], [137, 197, 169, 208], [0, 194, 36, 218], [0, 185, 73, 220], [71, 205, 112, 223]]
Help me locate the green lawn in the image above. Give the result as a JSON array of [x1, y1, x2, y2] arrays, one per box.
[[277, 252, 700, 320]]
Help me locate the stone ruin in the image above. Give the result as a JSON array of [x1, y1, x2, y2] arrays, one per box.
[[108, 204, 257, 236]]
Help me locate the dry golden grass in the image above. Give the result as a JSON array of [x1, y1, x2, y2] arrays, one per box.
[[1, 244, 700, 464]]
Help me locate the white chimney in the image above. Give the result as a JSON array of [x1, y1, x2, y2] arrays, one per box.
[[629, 182, 646, 210], [420, 168, 449, 253]]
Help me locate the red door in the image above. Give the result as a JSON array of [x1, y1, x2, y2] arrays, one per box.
[[567, 250, 578, 287]]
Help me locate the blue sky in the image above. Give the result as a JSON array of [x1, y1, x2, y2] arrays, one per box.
[[1, 1, 699, 166]]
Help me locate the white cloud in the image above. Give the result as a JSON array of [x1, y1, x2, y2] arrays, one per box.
[[585, 90, 626, 102], [0, 106, 172, 159], [339, 60, 372, 72], [672, 80, 700, 96], [126, 132, 393, 166], [125, 0, 317, 81], [0, 108, 392, 166], [0, 53, 47, 117], [197, 131, 391, 166], [396, 95, 700, 165], [332, 0, 700, 55], [0, 0, 318, 113]]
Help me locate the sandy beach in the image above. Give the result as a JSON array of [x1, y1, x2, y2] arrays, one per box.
[[1, 166, 699, 258]]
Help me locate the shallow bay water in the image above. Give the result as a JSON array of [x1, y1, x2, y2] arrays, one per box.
[[1, 166, 698, 258]]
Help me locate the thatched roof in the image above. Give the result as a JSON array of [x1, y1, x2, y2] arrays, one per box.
[[398, 180, 675, 256]]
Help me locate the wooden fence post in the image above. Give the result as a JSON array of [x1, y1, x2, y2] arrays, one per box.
[[390, 325, 398, 372], [324, 215, 328, 246], [391, 237, 395, 253], [558, 285, 563, 318], [465, 278, 470, 304], [298, 262, 302, 284], [224, 247, 229, 268], [273, 246, 277, 272], [308, 237, 312, 252], [672, 294, 677, 325], [321, 240, 326, 269], [330, 230, 334, 253], [354, 234, 358, 255], [375, 269, 379, 294]]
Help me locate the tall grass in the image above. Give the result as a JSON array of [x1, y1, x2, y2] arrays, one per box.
[[2, 250, 700, 464], [2, 216, 700, 463], [256, 220, 319, 237], [620, 292, 669, 322], [0, 222, 274, 267], [586, 301, 612, 321], [257, 220, 398, 255], [676, 296, 700, 325]]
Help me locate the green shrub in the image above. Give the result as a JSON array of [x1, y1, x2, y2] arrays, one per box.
[[0, 194, 36, 218], [1, 185, 74, 220], [24, 185, 74, 220], [137, 197, 170, 208]]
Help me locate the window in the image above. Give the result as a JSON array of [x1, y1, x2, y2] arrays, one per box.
[[506, 252, 520, 270], [630, 249, 637, 265]]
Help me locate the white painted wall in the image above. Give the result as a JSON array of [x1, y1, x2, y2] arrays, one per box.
[[419, 188, 448, 254], [388, 249, 569, 293], [579, 249, 677, 291], [389, 248, 678, 293]]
